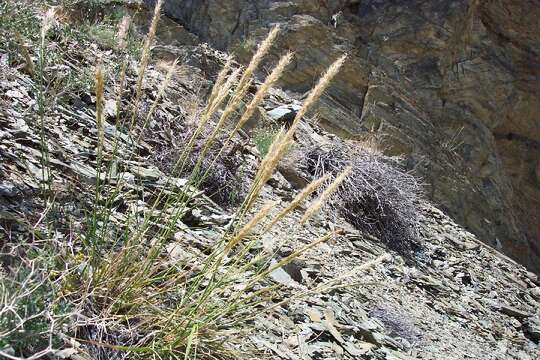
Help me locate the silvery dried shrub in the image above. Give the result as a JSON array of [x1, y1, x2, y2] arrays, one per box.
[[301, 141, 423, 256]]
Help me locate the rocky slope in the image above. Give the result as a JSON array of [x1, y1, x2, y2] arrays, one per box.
[[2, 37, 540, 360], [156, 0, 540, 274], [1, 1, 540, 359], [2, 30, 540, 358]]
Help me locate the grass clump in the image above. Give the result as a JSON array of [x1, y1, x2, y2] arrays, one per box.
[[301, 141, 424, 256], [0, 0, 374, 358]]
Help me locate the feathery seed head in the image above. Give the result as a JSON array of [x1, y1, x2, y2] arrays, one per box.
[[207, 57, 233, 111], [264, 173, 331, 232], [196, 66, 241, 134], [234, 52, 292, 133], [208, 67, 246, 135], [41, 8, 56, 41], [286, 54, 347, 139], [300, 165, 352, 225], [255, 127, 287, 179], [245, 55, 345, 211], [136, 0, 163, 91], [130, 0, 163, 129], [148, 0, 163, 39], [237, 25, 280, 91], [117, 15, 132, 50], [209, 65, 241, 115], [228, 201, 277, 250], [144, 59, 178, 125], [95, 63, 105, 148], [245, 128, 292, 209], [218, 26, 281, 136]]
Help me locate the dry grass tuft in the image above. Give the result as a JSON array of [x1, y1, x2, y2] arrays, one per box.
[[0, 4, 366, 358]]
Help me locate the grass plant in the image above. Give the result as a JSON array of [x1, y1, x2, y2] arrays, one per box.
[[0, 1, 396, 359]]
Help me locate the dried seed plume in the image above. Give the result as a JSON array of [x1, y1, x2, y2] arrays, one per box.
[[237, 26, 280, 92], [227, 201, 277, 251], [131, 0, 163, 127], [286, 54, 347, 140], [265, 174, 331, 231], [300, 165, 352, 225], [233, 52, 293, 133], [95, 63, 105, 152], [116, 15, 132, 51]]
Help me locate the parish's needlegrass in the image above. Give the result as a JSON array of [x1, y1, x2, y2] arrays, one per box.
[[0, 2, 395, 359]]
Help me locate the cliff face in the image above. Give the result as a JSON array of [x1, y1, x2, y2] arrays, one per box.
[[158, 0, 540, 273]]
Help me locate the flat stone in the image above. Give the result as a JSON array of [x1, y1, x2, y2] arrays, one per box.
[[270, 267, 297, 287], [529, 287, 540, 301], [267, 104, 300, 123], [499, 305, 532, 319], [524, 318, 540, 341], [0, 182, 18, 197]]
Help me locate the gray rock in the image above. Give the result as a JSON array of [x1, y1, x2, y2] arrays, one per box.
[[266, 104, 302, 124], [524, 318, 540, 342], [0, 182, 18, 198], [270, 261, 299, 287], [159, 0, 540, 274], [499, 305, 532, 319]]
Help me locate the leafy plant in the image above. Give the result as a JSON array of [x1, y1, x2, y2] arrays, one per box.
[[253, 124, 279, 157]]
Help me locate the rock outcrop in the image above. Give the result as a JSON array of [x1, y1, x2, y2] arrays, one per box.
[[157, 0, 540, 273]]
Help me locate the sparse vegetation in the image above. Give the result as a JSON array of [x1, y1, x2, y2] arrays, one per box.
[[0, 0, 357, 358], [0, 258, 71, 358], [253, 124, 279, 157], [87, 23, 118, 49], [1, 1, 539, 359], [229, 37, 257, 62]]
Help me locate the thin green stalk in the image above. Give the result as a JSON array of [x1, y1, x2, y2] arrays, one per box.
[[37, 10, 54, 202]]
